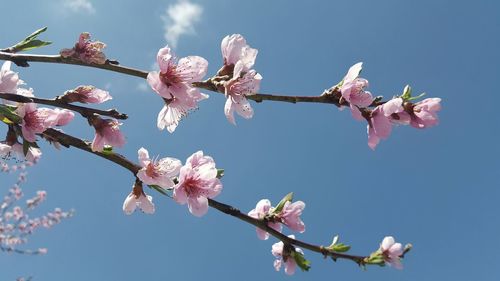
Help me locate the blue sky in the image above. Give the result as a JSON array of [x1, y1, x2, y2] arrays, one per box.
[[1, 0, 499, 280]]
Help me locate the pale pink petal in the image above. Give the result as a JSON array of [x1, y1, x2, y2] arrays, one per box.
[[382, 98, 404, 116], [343, 62, 363, 84], [147, 71, 168, 97], [350, 90, 373, 108], [233, 95, 254, 120], [273, 259, 282, 272], [91, 133, 104, 152], [173, 183, 188, 205], [156, 46, 174, 72], [350, 105, 364, 121], [138, 194, 155, 214], [284, 259, 297, 275], [224, 97, 236, 125], [372, 109, 392, 139], [256, 228, 270, 240], [367, 126, 380, 150], [188, 196, 209, 217], [381, 236, 395, 251], [177, 56, 208, 82], [137, 147, 150, 167], [54, 109, 75, 126], [122, 193, 137, 215], [221, 34, 247, 65]]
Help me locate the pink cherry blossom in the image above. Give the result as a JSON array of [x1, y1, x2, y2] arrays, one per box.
[[221, 34, 258, 71], [173, 151, 222, 217], [147, 46, 208, 133], [90, 117, 125, 152], [248, 199, 282, 240], [248, 198, 306, 239], [60, 32, 107, 64], [280, 201, 306, 233], [341, 63, 373, 108], [272, 235, 303, 275], [224, 70, 262, 124], [0, 61, 21, 95], [410, 98, 441, 128], [16, 103, 60, 142], [122, 191, 155, 215], [380, 236, 403, 269], [220, 34, 262, 124], [60, 85, 112, 104], [136, 147, 181, 188]]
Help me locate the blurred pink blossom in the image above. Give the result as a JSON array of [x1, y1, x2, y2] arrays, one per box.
[[60, 32, 107, 64]]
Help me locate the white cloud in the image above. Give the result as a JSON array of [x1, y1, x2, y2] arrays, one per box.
[[63, 0, 96, 14], [162, 0, 203, 48]]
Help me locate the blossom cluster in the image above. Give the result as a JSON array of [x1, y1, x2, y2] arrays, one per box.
[[0, 167, 73, 255], [247, 195, 307, 275], [1, 61, 125, 163], [147, 34, 262, 133], [338, 63, 441, 149], [123, 148, 222, 217]]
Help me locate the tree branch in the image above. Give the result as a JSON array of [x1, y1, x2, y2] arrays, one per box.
[[0, 92, 127, 120], [0, 52, 352, 107], [38, 128, 370, 265]]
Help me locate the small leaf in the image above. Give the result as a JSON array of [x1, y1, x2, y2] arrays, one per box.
[[326, 235, 351, 252], [0, 105, 21, 124], [401, 85, 412, 100], [22, 140, 30, 156], [407, 92, 426, 101], [101, 146, 113, 154], [0, 116, 13, 124], [15, 40, 52, 51], [332, 243, 351, 253], [11, 27, 51, 52], [216, 168, 224, 179], [292, 251, 311, 272], [273, 192, 293, 214], [23, 27, 48, 42]]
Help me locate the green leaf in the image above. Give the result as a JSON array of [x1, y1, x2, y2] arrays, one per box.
[[11, 27, 52, 52], [407, 92, 426, 101], [0, 105, 22, 124], [272, 192, 293, 214], [23, 27, 48, 42], [292, 251, 311, 272], [22, 140, 30, 156], [101, 146, 113, 155], [365, 251, 385, 266], [15, 39, 52, 51], [401, 85, 412, 100], [216, 168, 225, 179], [332, 243, 351, 253], [326, 235, 351, 252]]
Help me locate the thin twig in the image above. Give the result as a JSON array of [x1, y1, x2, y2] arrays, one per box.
[[0, 92, 127, 120]]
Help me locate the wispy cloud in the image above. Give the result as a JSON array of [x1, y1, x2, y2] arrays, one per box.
[[62, 0, 96, 14], [162, 0, 203, 48]]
